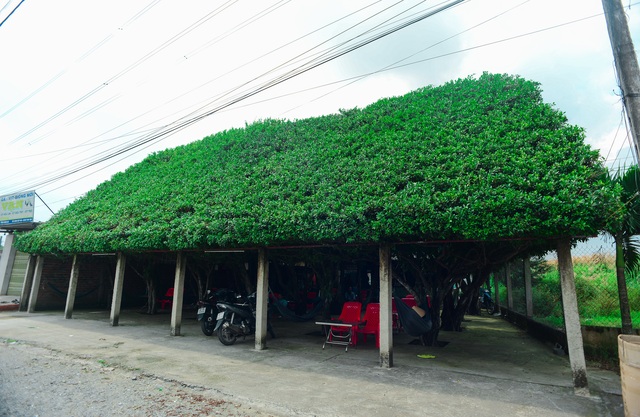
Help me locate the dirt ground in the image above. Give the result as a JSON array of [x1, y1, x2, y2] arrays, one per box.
[[0, 340, 279, 417]]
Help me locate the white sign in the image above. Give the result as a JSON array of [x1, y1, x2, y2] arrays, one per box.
[[0, 191, 35, 225]]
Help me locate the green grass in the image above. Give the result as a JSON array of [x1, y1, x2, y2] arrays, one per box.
[[494, 257, 640, 330]]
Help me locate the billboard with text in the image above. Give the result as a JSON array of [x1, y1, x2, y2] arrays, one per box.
[[0, 191, 35, 225]]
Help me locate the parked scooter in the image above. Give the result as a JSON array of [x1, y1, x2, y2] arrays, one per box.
[[214, 292, 276, 345], [478, 288, 495, 314], [197, 288, 236, 336]]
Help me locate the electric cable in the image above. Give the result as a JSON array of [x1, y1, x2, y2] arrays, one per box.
[[4, 1, 636, 197], [45, 0, 383, 156], [0, 0, 161, 119], [163, 0, 463, 136], [8, 0, 240, 145], [4, 0, 437, 185], [17, 0, 300, 160], [280, 0, 531, 115], [182, 0, 293, 60], [0, 0, 24, 28], [5, 1, 465, 195]]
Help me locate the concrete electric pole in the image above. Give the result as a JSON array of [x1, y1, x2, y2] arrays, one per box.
[[602, 0, 640, 161]]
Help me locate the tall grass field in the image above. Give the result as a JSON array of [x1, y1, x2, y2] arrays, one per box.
[[498, 254, 640, 329]]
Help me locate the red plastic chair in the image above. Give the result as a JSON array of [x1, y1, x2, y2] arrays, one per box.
[[355, 303, 380, 347], [329, 301, 362, 346], [158, 288, 174, 310], [401, 296, 417, 308], [402, 294, 432, 308], [306, 291, 317, 312], [392, 298, 400, 331]]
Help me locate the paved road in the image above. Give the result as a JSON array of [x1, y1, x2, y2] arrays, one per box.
[[0, 308, 625, 416]]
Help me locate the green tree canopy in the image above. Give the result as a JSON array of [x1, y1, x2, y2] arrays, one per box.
[[17, 73, 620, 255]]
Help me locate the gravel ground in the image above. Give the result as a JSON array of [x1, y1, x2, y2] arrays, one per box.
[[0, 339, 277, 417]]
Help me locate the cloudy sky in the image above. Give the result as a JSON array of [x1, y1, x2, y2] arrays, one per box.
[[0, 0, 639, 226]]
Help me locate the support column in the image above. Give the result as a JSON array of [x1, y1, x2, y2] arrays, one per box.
[[506, 262, 513, 310], [557, 238, 589, 395], [524, 257, 533, 318], [27, 256, 44, 313], [493, 271, 500, 313], [379, 244, 393, 368], [64, 255, 80, 319], [171, 252, 186, 336], [0, 233, 17, 295], [255, 248, 269, 350], [110, 253, 126, 327], [19, 255, 36, 312], [602, 0, 640, 158]]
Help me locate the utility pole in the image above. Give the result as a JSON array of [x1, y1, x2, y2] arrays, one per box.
[[602, 0, 640, 161], [602, 0, 638, 336]]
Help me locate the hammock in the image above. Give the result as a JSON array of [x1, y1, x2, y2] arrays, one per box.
[[47, 282, 99, 299], [271, 297, 325, 322], [394, 296, 432, 337]]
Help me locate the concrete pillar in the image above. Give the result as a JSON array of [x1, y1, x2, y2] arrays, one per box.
[[19, 255, 36, 312], [506, 262, 513, 310], [524, 257, 533, 318], [170, 252, 186, 336], [493, 271, 500, 312], [110, 253, 126, 326], [379, 244, 393, 368], [557, 238, 589, 395], [0, 233, 17, 295], [64, 255, 80, 319], [27, 256, 44, 313], [255, 248, 269, 350]]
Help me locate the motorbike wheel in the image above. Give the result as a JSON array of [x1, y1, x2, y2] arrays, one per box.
[[218, 322, 237, 345], [485, 300, 495, 314], [201, 318, 215, 336]]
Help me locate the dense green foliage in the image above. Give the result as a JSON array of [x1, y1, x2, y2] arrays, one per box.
[[17, 73, 619, 254], [505, 257, 640, 329]]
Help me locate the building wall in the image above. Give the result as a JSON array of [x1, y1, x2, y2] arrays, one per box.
[[7, 252, 30, 296], [34, 256, 116, 311]]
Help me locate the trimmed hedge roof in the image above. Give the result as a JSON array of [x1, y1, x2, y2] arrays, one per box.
[[17, 73, 618, 254]]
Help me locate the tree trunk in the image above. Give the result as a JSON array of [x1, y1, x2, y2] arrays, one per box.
[[441, 275, 484, 331], [615, 232, 634, 334], [440, 291, 459, 331], [144, 273, 156, 314], [421, 288, 442, 346], [467, 286, 481, 315], [189, 267, 203, 301], [129, 262, 156, 314], [233, 260, 254, 295]]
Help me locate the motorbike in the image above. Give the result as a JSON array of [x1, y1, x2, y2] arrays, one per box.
[[214, 292, 276, 345], [197, 288, 236, 336], [478, 288, 495, 314]]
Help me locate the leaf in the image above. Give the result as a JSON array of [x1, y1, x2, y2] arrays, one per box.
[[16, 73, 618, 254]]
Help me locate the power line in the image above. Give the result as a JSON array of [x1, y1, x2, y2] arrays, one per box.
[[1, 0, 400, 188], [0, 0, 161, 119], [1, 3, 440, 188], [0, 0, 24, 28], [181, 0, 294, 60], [3, 0, 465, 195], [5, 0, 426, 154], [280, 0, 531, 115], [7, 0, 240, 145], [4, 1, 636, 197], [221, 4, 617, 118]]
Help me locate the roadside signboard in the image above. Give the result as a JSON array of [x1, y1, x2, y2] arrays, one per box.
[[0, 191, 35, 225]]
